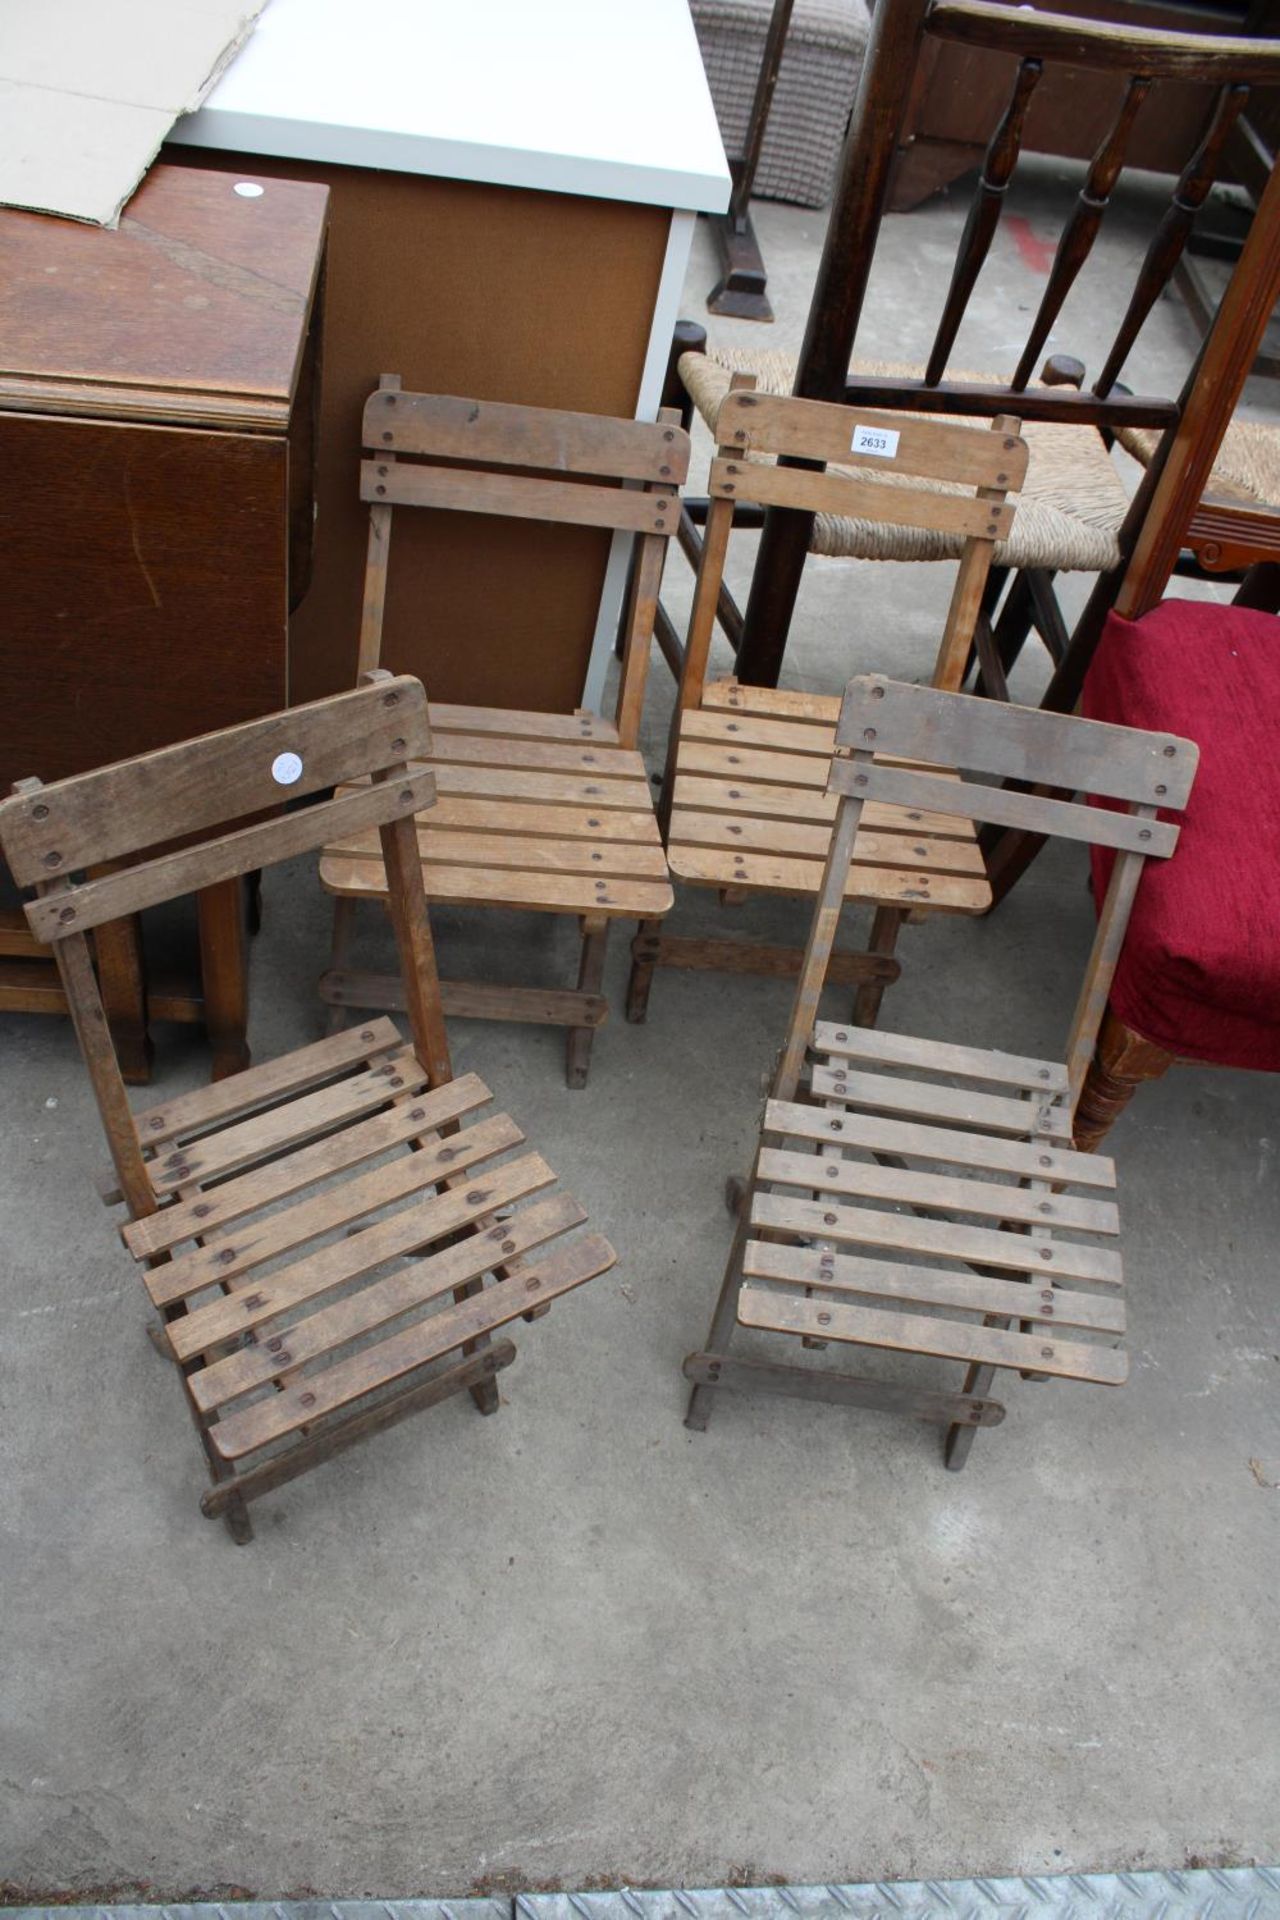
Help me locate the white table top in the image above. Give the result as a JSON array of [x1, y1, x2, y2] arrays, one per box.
[[170, 0, 731, 213]]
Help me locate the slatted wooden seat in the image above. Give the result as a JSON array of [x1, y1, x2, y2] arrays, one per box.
[[667, 680, 989, 912], [682, 673, 1198, 1467], [627, 384, 1024, 1025], [0, 673, 614, 1540], [319, 381, 690, 1088]]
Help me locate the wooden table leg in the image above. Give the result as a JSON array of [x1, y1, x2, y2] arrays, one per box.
[[95, 911, 153, 1085], [196, 878, 251, 1081]]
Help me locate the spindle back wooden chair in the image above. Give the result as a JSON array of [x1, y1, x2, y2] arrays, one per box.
[[666, 0, 1280, 715], [626, 381, 1027, 1027], [319, 379, 690, 1088], [684, 673, 1197, 1468], [0, 673, 614, 1542]]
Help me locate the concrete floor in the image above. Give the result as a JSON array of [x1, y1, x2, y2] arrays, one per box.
[[2, 168, 1278, 1902]]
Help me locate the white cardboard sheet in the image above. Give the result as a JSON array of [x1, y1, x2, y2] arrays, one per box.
[[0, 0, 270, 226]]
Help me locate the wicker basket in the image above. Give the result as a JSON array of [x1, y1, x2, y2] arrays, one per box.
[[691, 0, 870, 209]]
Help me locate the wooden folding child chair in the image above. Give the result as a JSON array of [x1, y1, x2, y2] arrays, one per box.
[[0, 673, 614, 1541], [626, 380, 1027, 1028], [319, 381, 690, 1088], [683, 674, 1197, 1468]]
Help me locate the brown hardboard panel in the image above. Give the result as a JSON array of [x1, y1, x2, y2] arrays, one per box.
[[162, 146, 673, 711], [0, 412, 288, 794]]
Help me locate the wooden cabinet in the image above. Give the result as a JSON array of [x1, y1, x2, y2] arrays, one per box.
[[166, 0, 730, 715], [0, 162, 328, 1077]]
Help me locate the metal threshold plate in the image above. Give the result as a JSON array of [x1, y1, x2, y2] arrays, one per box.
[[5, 1871, 1280, 1920]]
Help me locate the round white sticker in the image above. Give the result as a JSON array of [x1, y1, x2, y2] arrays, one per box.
[[271, 751, 304, 786], [234, 182, 265, 198]]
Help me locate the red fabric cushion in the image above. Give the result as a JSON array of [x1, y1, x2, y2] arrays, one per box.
[[1083, 599, 1280, 1070]]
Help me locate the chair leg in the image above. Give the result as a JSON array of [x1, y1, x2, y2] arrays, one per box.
[[1232, 562, 1280, 612], [95, 911, 153, 1086], [447, 1277, 503, 1416], [324, 896, 358, 1036], [626, 917, 664, 1024], [194, 1409, 256, 1541], [221, 1489, 255, 1543], [685, 1213, 749, 1432], [566, 915, 609, 1089], [196, 878, 250, 1081], [1073, 1005, 1174, 1152], [852, 906, 904, 1029], [944, 1361, 996, 1471]]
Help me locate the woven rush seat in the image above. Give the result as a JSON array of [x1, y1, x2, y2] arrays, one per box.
[[1116, 416, 1280, 508], [738, 1021, 1126, 1388], [1083, 600, 1280, 1072], [669, 678, 989, 912], [320, 702, 674, 921], [121, 1016, 612, 1468], [679, 346, 1129, 572]]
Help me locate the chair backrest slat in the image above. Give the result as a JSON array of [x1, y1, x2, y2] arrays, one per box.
[[832, 674, 1196, 809], [715, 391, 1027, 489], [827, 758, 1178, 856], [708, 454, 1017, 543], [360, 458, 676, 536], [22, 765, 436, 944], [365, 387, 689, 484], [1, 675, 431, 884]]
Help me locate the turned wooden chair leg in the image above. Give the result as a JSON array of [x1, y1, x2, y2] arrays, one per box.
[[626, 917, 664, 1024], [323, 896, 359, 1036], [685, 1212, 750, 1432], [1073, 1004, 1175, 1151], [1232, 562, 1280, 612], [566, 915, 609, 1089], [852, 906, 905, 1028]]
